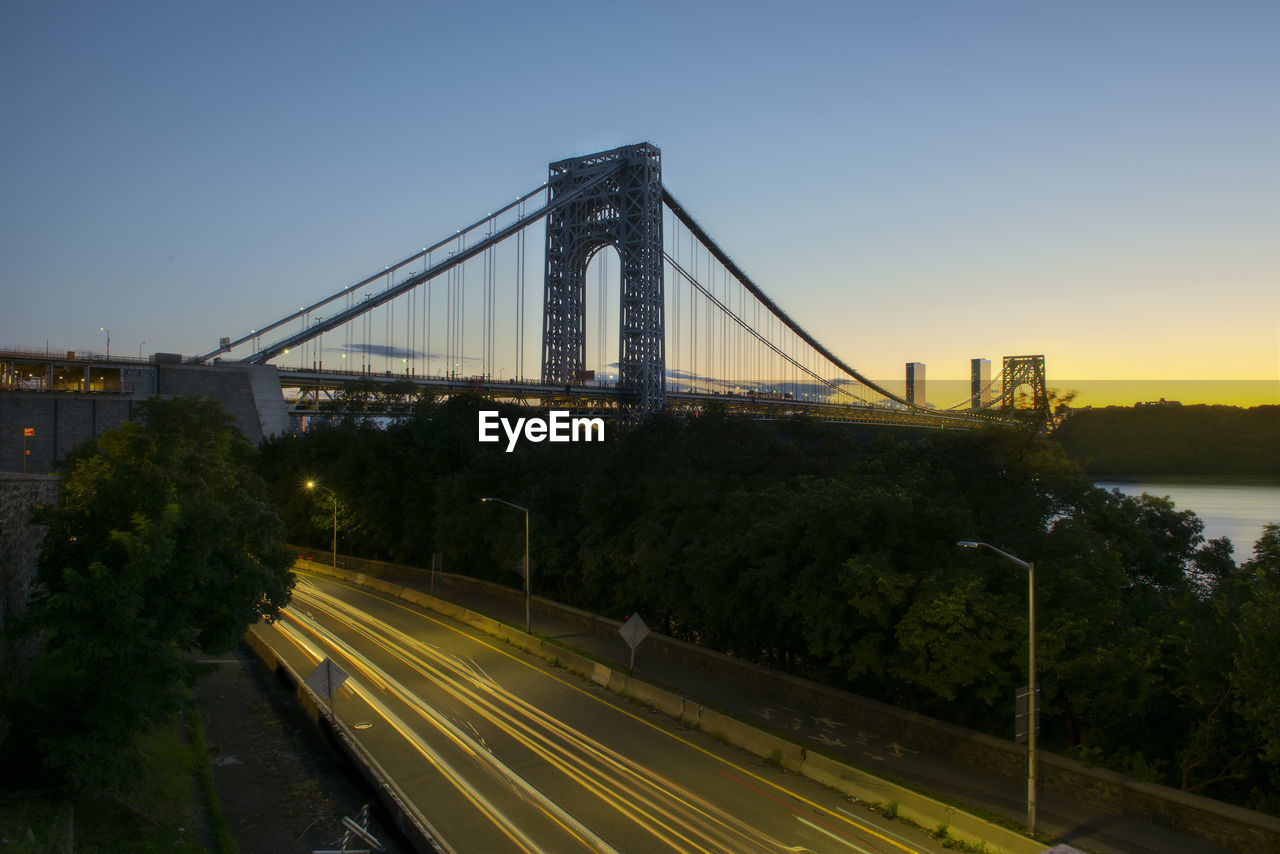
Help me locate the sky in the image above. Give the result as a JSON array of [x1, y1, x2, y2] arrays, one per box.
[[2, 0, 1277, 406]]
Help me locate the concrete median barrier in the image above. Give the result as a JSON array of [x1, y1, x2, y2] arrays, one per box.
[[615, 673, 688, 720], [800, 752, 1042, 854], [697, 707, 806, 770]]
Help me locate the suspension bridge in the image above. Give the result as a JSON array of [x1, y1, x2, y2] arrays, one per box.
[[4, 143, 1050, 460], [193, 143, 1046, 427]]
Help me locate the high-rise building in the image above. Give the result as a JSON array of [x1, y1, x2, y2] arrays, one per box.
[[971, 358, 991, 408], [906, 362, 925, 407]]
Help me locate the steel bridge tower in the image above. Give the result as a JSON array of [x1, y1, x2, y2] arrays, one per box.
[[1000, 355, 1049, 415], [542, 143, 665, 414]]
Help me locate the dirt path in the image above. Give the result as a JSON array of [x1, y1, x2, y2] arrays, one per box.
[[193, 645, 408, 854]]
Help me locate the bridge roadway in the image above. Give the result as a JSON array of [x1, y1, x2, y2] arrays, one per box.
[[257, 570, 954, 854], [278, 367, 992, 429]]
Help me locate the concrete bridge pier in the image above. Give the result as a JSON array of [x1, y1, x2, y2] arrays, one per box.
[[156, 362, 290, 445]]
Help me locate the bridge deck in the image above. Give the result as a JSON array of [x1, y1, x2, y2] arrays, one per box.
[[278, 367, 995, 428]]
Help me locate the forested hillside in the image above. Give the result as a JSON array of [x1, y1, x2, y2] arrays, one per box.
[[260, 396, 1280, 814], [1052, 404, 1280, 475]]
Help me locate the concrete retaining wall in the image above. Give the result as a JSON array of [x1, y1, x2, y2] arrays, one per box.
[[0, 394, 140, 473], [295, 553, 1280, 854]]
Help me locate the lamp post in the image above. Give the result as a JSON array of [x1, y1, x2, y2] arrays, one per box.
[[306, 481, 338, 569], [138, 340, 147, 358], [957, 540, 1037, 838], [99, 327, 110, 359], [481, 497, 530, 633]]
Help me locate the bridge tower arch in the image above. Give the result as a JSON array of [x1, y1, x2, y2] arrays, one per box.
[[1000, 354, 1049, 415], [542, 143, 664, 414]]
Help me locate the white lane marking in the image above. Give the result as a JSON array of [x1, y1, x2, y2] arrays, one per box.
[[837, 807, 923, 850], [794, 815, 877, 853]]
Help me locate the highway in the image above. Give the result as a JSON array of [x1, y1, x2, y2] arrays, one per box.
[[253, 571, 954, 854]]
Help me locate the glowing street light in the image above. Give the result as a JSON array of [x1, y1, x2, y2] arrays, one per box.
[[307, 481, 339, 569], [481, 497, 530, 633], [99, 327, 110, 359], [957, 540, 1038, 837]]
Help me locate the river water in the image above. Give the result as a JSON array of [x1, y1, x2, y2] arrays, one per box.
[[1094, 477, 1280, 560]]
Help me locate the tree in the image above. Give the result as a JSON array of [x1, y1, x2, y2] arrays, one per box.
[[1233, 525, 1280, 764], [3, 397, 294, 792]]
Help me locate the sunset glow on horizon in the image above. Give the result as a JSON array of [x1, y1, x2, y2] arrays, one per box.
[[1, 2, 1275, 395], [877, 379, 1279, 410]]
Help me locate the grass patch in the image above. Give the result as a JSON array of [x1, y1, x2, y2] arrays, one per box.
[[187, 703, 237, 854], [283, 778, 325, 817], [939, 830, 994, 853], [0, 709, 216, 853], [919, 820, 995, 854], [0, 795, 68, 853]]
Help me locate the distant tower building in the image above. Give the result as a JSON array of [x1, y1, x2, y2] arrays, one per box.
[[905, 362, 926, 407], [971, 358, 991, 409]]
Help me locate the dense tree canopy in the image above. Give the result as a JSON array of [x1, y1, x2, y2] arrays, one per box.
[[264, 398, 1279, 813], [1, 397, 294, 792], [1051, 404, 1280, 475]]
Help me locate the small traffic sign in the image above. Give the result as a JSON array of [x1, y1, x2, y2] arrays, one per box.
[[23, 427, 34, 437], [512, 556, 538, 578], [304, 657, 350, 713], [619, 613, 650, 670]]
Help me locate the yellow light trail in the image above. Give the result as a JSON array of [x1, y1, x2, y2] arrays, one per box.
[[292, 582, 792, 853], [270, 616, 601, 853], [289, 573, 925, 853]]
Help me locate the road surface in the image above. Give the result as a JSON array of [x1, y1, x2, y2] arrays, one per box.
[[252, 570, 956, 854]]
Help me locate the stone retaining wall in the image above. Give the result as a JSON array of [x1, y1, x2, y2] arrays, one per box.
[[1, 473, 58, 631], [0, 473, 59, 755]]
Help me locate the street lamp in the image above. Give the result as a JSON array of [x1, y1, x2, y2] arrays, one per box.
[[306, 481, 338, 569], [957, 540, 1037, 837], [99, 327, 110, 359], [138, 340, 147, 358], [481, 497, 530, 633]]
